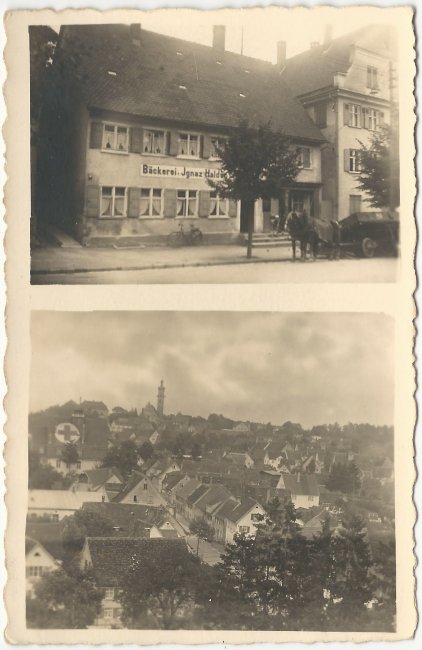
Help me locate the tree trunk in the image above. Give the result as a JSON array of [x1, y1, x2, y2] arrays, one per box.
[[246, 200, 255, 259]]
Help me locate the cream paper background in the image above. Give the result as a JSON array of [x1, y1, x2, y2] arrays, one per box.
[[3, 5, 417, 644]]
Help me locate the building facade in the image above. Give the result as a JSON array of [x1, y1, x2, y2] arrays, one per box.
[[36, 23, 325, 246], [281, 25, 397, 219]]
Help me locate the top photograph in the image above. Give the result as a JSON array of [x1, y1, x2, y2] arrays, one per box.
[[29, 9, 408, 285]]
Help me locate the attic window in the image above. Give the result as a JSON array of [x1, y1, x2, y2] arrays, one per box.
[[107, 70, 117, 76], [239, 93, 246, 98], [179, 85, 187, 90]]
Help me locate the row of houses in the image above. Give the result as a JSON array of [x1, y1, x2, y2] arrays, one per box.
[[32, 23, 397, 246]]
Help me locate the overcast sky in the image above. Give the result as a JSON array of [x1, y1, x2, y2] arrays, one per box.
[[48, 5, 395, 62], [30, 311, 394, 427]]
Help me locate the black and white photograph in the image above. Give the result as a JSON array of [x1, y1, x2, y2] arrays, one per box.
[[26, 311, 396, 632], [29, 9, 402, 285]]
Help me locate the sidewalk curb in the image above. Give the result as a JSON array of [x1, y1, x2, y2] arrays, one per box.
[[31, 254, 293, 276]]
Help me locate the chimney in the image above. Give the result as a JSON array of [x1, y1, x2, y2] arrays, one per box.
[[213, 25, 226, 51], [130, 23, 141, 45], [276, 41, 286, 67], [323, 25, 333, 46]]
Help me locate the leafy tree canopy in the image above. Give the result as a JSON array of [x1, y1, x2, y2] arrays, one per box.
[[101, 439, 140, 479], [60, 442, 80, 465], [356, 125, 395, 209], [208, 120, 300, 203], [26, 567, 102, 629]]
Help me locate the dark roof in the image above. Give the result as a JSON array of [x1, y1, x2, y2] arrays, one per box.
[[77, 467, 124, 488], [86, 537, 189, 586], [281, 473, 320, 497], [162, 472, 186, 491], [82, 501, 169, 535], [111, 470, 147, 502], [216, 496, 261, 523], [281, 25, 392, 98], [25, 522, 66, 560], [56, 24, 324, 142], [25, 537, 37, 554], [187, 484, 210, 506]]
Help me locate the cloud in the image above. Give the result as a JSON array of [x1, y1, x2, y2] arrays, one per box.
[[30, 312, 394, 427]]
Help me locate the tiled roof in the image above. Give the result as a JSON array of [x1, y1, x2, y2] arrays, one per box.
[[25, 537, 37, 555], [281, 25, 391, 98], [215, 496, 261, 523], [187, 484, 210, 506], [78, 467, 124, 488], [110, 470, 147, 502], [86, 537, 189, 586], [280, 473, 320, 497], [82, 501, 169, 534], [162, 472, 186, 491], [194, 485, 232, 514], [56, 24, 324, 142], [28, 489, 108, 511], [26, 522, 67, 559]]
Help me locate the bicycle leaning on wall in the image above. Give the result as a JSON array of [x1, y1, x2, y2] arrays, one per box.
[[167, 222, 203, 247]]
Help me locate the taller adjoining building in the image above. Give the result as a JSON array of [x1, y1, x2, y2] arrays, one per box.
[[35, 23, 325, 246], [280, 25, 397, 220]]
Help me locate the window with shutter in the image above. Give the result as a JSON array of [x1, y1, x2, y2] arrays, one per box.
[[169, 131, 179, 156], [85, 185, 100, 217], [164, 188, 177, 217], [89, 122, 103, 149], [198, 190, 211, 217], [343, 103, 350, 126], [127, 188, 141, 217], [344, 149, 350, 172], [130, 128, 143, 154], [202, 135, 211, 159], [228, 199, 238, 218]]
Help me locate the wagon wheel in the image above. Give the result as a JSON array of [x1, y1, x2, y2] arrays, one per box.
[[361, 237, 377, 258]]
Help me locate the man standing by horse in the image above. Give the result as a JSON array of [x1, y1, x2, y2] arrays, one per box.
[[285, 209, 309, 261]]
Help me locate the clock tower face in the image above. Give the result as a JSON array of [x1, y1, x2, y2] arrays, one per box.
[[54, 422, 81, 444]]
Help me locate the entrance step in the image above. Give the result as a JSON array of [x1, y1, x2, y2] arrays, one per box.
[[43, 225, 82, 248], [251, 233, 291, 248]]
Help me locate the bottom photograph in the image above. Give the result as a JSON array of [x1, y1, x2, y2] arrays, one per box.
[[27, 311, 395, 633]]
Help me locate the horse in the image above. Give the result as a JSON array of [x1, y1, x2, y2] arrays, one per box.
[[285, 213, 339, 262]]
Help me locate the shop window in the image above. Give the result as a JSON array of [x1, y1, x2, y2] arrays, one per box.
[[178, 133, 200, 158], [177, 190, 198, 217], [209, 191, 228, 218], [297, 147, 311, 169], [367, 65, 378, 90], [143, 130, 167, 155], [139, 188, 163, 217], [102, 124, 129, 152], [101, 187, 127, 217], [209, 137, 225, 159]]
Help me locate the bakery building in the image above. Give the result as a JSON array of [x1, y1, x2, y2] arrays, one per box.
[[35, 23, 325, 246]]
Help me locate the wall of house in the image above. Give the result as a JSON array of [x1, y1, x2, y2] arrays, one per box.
[[225, 504, 265, 544], [25, 546, 57, 593], [96, 588, 123, 628], [27, 507, 74, 520], [121, 478, 166, 506], [78, 113, 323, 244], [291, 493, 320, 509], [337, 97, 390, 219]]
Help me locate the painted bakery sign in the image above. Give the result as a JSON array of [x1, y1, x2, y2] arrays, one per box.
[[141, 164, 224, 180]]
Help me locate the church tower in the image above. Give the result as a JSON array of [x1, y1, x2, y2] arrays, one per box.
[[157, 380, 165, 416]]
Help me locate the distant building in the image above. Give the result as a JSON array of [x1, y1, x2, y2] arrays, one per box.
[[80, 537, 190, 627], [156, 380, 165, 416], [25, 537, 60, 594], [27, 489, 108, 521]]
